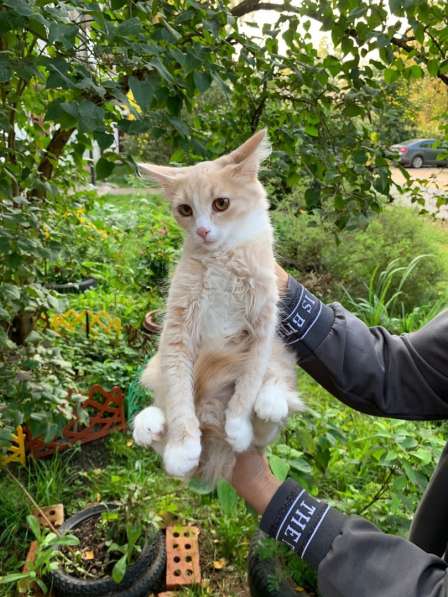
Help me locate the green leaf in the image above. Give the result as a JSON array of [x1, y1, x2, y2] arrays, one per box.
[[77, 101, 105, 133], [112, 554, 127, 584], [48, 23, 78, 47], [408, 64, 423, 80], [304, 125, 319, 137], [384, 68, 399, 83], [427, 60, 439, 77], [188, 478, 213, 495], [168, 117, 189, 137], [3, 0, 33, 16], [147, 59, 174, 84], [46, 100, 78, 128], [269, 454, 290, 481], [117, 18, 142, 37], [0, 572, 33, 585], [216, 479, 238, 517], [129, 76, 154, 111], [193, 71, 212, 93], [304, 186, 321, 209], [94, 132, 115, 151], [403, 462, 427, 489], [96, 157, 115, 180], [53, 535, 80, 547], [26, 515, 41, 541]]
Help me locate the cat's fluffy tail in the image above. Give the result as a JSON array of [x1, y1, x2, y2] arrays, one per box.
[[194, 350, 246, 486]]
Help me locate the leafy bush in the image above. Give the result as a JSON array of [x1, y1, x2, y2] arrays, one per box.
[[273, 205, 448, 312]]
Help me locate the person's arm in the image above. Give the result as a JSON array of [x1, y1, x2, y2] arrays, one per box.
[[232, 451, 448, 597], [277, 268, 448, 419]]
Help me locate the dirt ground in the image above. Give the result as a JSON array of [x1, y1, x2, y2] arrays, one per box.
[[391, 166, 448, 187], [390, 167, 448, 220]]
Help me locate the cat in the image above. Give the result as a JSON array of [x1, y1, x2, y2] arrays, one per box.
[[132, 130, 302, 486]]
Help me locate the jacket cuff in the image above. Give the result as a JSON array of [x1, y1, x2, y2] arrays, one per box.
[[278, 276, 334, 360], [260, 479, 346, 569]]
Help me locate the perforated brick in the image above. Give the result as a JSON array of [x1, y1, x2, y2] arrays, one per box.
[[34, 503, 64, 529], [166, 526, 201, 589]]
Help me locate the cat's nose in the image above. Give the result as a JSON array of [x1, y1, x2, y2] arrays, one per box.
[[196, 227, 210, 239]]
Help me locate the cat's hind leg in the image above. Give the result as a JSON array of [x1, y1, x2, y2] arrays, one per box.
[[254, 379, 289, 422], [255, 378, 303, 422], [132, 406, 166, 447]]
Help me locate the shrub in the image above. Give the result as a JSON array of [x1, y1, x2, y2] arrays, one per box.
[[273, 204, 448, 313]]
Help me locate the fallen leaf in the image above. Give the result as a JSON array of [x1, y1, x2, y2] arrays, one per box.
[[83, 550, 95, 560], [213, 558, 227, 570]]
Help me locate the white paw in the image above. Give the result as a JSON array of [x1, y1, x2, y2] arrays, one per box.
[[163, 436, 201, 477], [225, 415, 253, 452], [254, 382, 289, 423], [132, 406, 166, 447]]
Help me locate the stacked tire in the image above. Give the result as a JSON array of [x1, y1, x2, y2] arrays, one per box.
[[50, 504, 166, 597]]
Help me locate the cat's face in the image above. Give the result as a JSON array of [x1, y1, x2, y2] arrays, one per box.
[[140, 130, 271, 251]]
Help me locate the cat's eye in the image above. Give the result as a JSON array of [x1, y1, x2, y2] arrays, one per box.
[[177, 204, 193, 217], [212, 197, 230, 212]]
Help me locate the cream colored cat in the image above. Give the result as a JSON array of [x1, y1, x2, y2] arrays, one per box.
[[132, 130, 302, 485]]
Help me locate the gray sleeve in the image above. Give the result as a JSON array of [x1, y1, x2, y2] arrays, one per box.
[[279, 276, 448, 419], [260, 480, 448, 597], [318, 517, 448, 597]]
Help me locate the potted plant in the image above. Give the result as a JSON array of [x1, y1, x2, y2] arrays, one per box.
[[0, 475, 166, 597], [50, 485, 166, 596]]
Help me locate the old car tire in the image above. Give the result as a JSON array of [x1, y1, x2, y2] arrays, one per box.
[[47, 278, 97, 294], [248, 530, 311, 597], [412, 155, 424, 168], [50, 504, 166, 597]]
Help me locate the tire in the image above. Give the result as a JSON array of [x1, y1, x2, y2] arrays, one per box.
[[47, 278, 97, 294], [411, 155, 424, 169], [248, 530, 310, 597], [50, 504, 166, 597]]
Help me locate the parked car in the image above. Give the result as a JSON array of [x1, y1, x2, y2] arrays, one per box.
[[390, 138, 448, 168]]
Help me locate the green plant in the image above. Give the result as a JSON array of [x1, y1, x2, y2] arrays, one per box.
[[62, 485, 160, 584], [342, 254, 434, 331], [393, 295, 448, 333], [0, 514, 80, 595], [273, 206, 448, 310]]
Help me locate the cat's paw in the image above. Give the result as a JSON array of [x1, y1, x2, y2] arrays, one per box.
[[132, 406, 166, 447], [254, 381, 289, 423], [163, 436, 201, 478], [225, 415, 253, 452]]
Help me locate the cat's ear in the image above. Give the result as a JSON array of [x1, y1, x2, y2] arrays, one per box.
[[138, 164, 184, 196], [226, 129, 271, 178]]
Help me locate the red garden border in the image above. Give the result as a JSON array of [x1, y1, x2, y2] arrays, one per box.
[[26, 385, 126, 459]]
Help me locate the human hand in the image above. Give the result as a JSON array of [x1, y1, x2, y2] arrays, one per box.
[[231, 449, 281, 514]]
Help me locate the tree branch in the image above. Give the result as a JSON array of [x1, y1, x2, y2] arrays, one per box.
[[37, 127, 76, 181], [231, 0, 299, 17]]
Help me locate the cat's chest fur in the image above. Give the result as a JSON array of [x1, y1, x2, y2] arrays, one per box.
[[198, 259, 249, 343]]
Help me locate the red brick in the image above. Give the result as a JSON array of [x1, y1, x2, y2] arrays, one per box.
[[166, 526, 201, 589], [34, 503, 65, 529]]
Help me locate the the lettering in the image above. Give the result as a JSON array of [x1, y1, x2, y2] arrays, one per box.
[[291, 312, 305, 328], [281, 500, 317, 546], [283, 525, 302, 545], [301, 294, 316, 314]]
